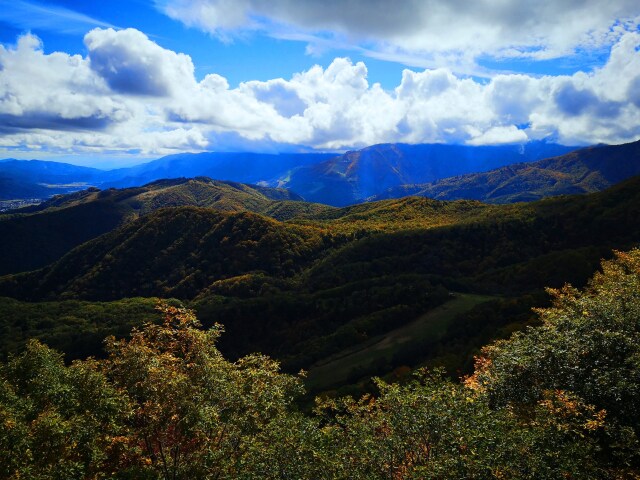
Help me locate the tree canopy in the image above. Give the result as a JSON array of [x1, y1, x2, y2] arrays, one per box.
[[2, 248, 640, 478]]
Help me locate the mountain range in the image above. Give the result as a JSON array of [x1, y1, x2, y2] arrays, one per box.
[[373, 139, 640, 203], [1, 141, 575, 205], [1, 173, 639, 378], [4, 139, 640, 278], [4, 140, 640, 209], [0, 159, 104, 200], [276, 141, 576, 206], [1, 135, 640, 396]]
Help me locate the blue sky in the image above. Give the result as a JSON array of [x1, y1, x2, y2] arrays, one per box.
[[0, 0, 418, 89], [0, 0, 639, 166]]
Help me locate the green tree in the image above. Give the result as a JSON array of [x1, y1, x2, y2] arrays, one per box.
[[0, 340, 127, 479], [469, 248, 640, 476]]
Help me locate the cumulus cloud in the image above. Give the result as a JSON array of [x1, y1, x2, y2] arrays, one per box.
[[85, 28, 196, 96], [0, 34, 128, 129], [157, 0, 640, 65], [1, 28, 640, 159], [467, 126, 529, 146]]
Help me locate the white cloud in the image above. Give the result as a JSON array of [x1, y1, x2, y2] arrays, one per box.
[[85, 28, 196, 96], [157, 0, 640, 67], [467, 126, 529, 146], [0, 0, 115, 34], [1, 28, 640, 160]]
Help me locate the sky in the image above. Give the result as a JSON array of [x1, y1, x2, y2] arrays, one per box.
[[0, 0, 640, 167]]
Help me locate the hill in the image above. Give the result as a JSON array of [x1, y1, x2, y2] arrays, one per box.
[[279, 142, 575, 206], [204, 176, 640, 370], [1, 176, 639, 380], [0, 178, 333, 275], [374, 138, 640, 203], [0, 207, 330, 301]]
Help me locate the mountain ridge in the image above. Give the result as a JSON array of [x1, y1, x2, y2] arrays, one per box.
[[372, 139, 640, 203], [0, 177, 333, 275], [0, 141, 577, 205], [277, 141, 577, 206]]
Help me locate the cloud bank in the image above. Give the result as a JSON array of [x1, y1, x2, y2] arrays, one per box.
[[158, 0, 640, 66], [1, 28, 640, 156]]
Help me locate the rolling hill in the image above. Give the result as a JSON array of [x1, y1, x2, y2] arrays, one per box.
[[0, 207, 330, 301], [4, 174, 640, 303], [0, 178, 333, 275], [374, 138, 640, 203], [2, 175, 640, 378]]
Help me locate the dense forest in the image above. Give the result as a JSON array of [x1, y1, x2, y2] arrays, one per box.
[[1, 167, 640, 477], [1, 249, 639, 479], [1, 176, 639, 392]]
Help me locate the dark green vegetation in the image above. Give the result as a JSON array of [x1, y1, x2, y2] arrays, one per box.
[[304, 292, 495, 391], [1, 173, 639, 396], [0, 296, 161, 361], [2, 145, 640, 477], [2, 249, 640, 478], [0, 177, 332, 275], [376, 138, 640, 203]]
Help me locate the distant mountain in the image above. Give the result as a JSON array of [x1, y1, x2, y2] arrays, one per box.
[[101, 152, 337, 189], [0, 177, 333, 275], [277, 142, 576, 206], [0, 143, 576, 205], [0, 159, 104, 200], [0, 153, 337, 202], [373, 139, 640, 203]]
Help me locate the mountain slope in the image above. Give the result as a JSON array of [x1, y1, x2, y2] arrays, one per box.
[[374, 139, 640, 203], [2, 175, 640, 304], [0, 207, 329, 301], [0, 178, 333, 275], [296, 196, 491, 234], [279, 142, 576, 206], [308, 174, 640, 294]]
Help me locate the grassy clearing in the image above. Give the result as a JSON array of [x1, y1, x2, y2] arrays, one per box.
[[305, 293, 496, 391]]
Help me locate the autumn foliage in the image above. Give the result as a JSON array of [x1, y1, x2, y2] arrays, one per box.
[[2, 249, 640, 478]]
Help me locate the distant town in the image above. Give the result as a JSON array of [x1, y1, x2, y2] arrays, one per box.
[[0, 199, 42, 212]]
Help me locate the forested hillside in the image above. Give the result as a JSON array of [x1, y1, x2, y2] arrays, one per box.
[[1, 176, 639, 395], [0, 178, 331, 275], [2, 249, 639, 479]]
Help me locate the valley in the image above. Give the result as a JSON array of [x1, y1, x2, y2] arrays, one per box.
[[2, 141, 640, 477], [3, 3, 640, 475], [2, 150, 640, 397]]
